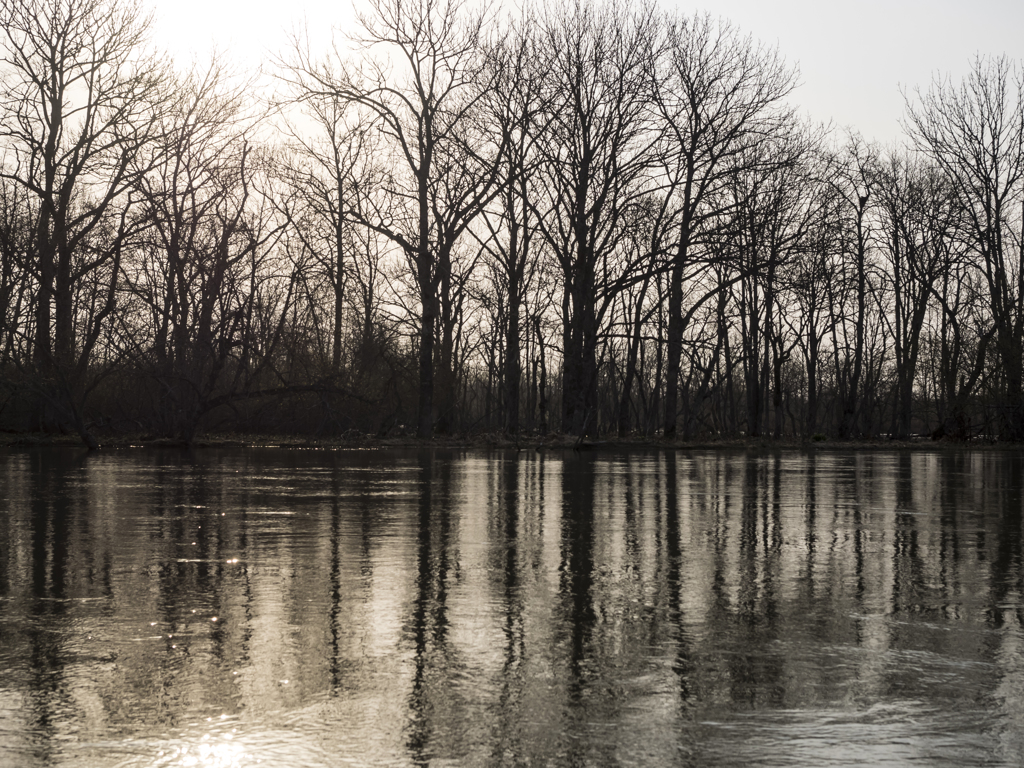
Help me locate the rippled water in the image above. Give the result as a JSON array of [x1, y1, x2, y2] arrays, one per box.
[[2, 447, 1024, 767]]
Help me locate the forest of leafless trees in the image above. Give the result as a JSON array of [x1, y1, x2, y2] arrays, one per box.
[[1, 0, 1023, 446]]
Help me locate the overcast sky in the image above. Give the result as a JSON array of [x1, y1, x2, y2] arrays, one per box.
[[148, 0, 1024, 145]]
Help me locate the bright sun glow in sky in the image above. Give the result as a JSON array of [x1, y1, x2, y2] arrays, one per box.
[[148, 0, 1024, 145]]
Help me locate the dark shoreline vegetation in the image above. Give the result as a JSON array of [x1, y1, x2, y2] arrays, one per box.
[[2, 0, 1023, 450], [2, 430, 1018, 453]]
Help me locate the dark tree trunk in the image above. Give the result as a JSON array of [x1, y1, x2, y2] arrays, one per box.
[[664, 263, 684, 438]]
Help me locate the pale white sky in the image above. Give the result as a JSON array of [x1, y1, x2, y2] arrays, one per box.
[[148, 0, 1024, 145]]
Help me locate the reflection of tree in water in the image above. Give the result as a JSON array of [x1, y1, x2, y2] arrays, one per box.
[[983, 455, 1023, 625], [405, 449, 457, 765], [892, 451, 920, 604], [800, 452, 818, 606], [27, 451, 76, 765], [727, 455, 785, 706], [5, 448, 1024, 765], [327, 452, 379, 692], [485, 453, 528, 764], [981, 454, 1024, 768], [664, 453, 697, 716], [691, 456, 781, 705], [552, 453, 685, 765], [151, 455, 229, 695], [561, 453, 597, 662], [846, 454, 870, 602], [30, 452, 72, 603], [558, 452, 599, 766], [328, 464, 345, 692]]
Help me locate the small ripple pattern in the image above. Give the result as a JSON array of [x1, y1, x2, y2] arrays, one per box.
[[1, 447, 1023, 766]]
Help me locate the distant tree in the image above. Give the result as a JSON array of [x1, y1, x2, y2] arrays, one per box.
[[924, 245, 992, 439], [788, 179, 842, 437], [906, 55, 1024, 439], [473, 14, 549, 435], [531, 0, 662, 436], [125, 61, 287, 443], [276, 97, 407, 433], [277, 97, 374, 377], [727, 126, 815, 438], [612, 194, 668, 436], [873, 152, 965, 438], [0, 179, 34, 366], [283, 0, 506, 438], [652, 11, 797, 438], [0, 0, 165, 446], [819, 133, 878, 438]]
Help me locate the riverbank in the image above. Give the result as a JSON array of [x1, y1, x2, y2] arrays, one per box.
[[0, 430, 1013, 451]]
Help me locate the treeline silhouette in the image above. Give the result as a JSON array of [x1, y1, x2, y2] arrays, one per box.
[[1, 0, 1022, 446]]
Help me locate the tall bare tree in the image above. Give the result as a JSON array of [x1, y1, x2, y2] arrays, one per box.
[[283, 0, 506, 438], [473, 15, 549, 435], [0, 179, 34, 366], [125, 61, 288, 442], [0, 0, 165, 446], [728, 126, 814, 437], [532, 0, 662, 436], [874, 152, 965, 438], [277, 96, 378, 376], [820, 133, 878, 438], [653, 11, 797, 438], [906, 55, 1024, 439]]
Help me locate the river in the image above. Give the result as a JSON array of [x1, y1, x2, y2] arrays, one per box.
[[1, 447, 1023, 766]]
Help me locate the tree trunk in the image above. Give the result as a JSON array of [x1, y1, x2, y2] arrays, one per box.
[[664, 262, 684, 438], [504, 295, 521, 434]]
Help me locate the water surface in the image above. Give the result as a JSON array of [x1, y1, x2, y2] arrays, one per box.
[[2, 447, 1023, 767]]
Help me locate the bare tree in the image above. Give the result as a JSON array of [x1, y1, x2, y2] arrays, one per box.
[[819, 133, 878, 438], [282, 0, 506, 438], [906, 55, 1024, 439], [531, 0, 662, 436], [788, 179, 842, 437], [124, 61, 288, 442], [874, 151, 965, 438], [473, 14, 549, 435], [275, 98, 408, 433], [0, 0, 165, 446], [654, 11, 797, 438], [0, 179, 34, 366], [727, 126, 815, 437], [278, 97, 377, 376]]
